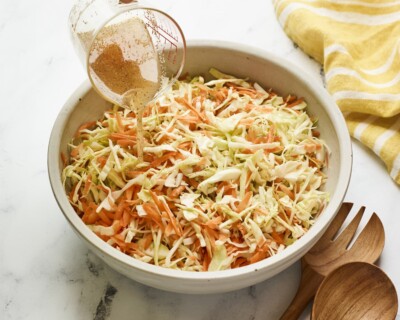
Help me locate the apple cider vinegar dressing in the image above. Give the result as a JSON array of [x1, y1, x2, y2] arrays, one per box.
[[81, 17, 162, 161]]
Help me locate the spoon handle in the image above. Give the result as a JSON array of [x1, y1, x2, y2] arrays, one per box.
[[280, 261, 324, 320]]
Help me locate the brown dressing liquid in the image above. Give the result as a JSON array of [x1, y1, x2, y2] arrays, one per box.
[[79, 17, 161, 161]]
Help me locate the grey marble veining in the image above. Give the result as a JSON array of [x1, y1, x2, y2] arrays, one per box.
[[1, 0, 399, 319]]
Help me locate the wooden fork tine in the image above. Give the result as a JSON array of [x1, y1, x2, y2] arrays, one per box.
[[334, 206, 365, 248], [349, 213, 385, 263], [319, 202, 354, 242]]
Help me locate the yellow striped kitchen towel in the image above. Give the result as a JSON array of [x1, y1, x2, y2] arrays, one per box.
[[274, 0, 400, 185]]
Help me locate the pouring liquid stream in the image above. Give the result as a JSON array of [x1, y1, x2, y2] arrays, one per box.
[[123, 88, 157, 161], [79, 16, 162, 161]]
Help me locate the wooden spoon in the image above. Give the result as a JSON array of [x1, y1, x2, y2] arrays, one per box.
[[312, 262, 398, 320], [280, 203, 385, 319]]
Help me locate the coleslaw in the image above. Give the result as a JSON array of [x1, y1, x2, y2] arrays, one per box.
[[62, 68, 329, 271]]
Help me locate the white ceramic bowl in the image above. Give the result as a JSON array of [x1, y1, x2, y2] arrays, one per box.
[[48, 40, 352, 294]]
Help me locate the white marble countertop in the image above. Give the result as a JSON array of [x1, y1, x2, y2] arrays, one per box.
[[1, 0, 399, 319]]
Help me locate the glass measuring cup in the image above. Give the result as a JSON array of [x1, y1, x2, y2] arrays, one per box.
[[69, 0, 185, 161], [69, 0, 186, 107]]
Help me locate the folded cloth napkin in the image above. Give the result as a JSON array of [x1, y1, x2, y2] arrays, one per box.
[[274, 0, 400, 185]]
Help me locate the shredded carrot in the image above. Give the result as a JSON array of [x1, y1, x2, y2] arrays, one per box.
[[278, 184, 295, 201], [271, 231, 285, 245], [142, 203, 163, 227], [161, 199, 182, 236], [236, 191, 252, 213], [175, 97, 207, 123], [96, 156, 108, 168], [249, 243, 270, 264], [287, 97, 304, 108], [116, 139, 135, 148], [150, 152, 178, 168], [98, 209, 113, 226], [75, 121, 96, 137], [170, 186, 186, 198], [121, 210, 131, 228]]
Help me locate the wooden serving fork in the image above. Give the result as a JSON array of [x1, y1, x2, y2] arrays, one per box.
[[280, 202, 385, 320]]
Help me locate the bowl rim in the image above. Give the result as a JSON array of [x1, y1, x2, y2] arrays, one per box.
[[48, 39, 352, 281]]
